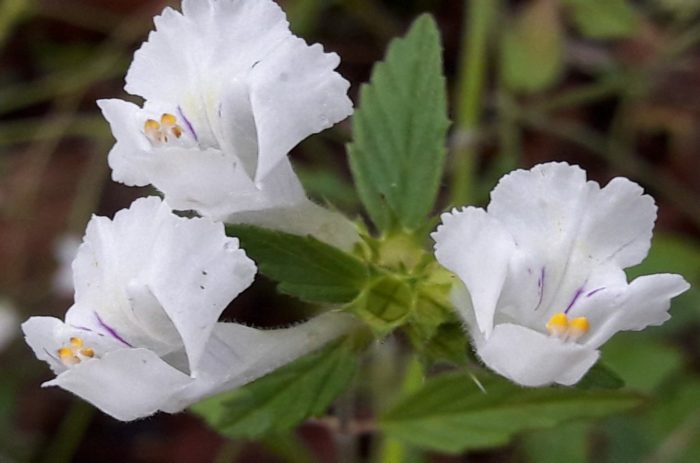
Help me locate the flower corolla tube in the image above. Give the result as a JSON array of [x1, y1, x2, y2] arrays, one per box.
[[433, 162, 690, 387], [22, 197, 354, 420]]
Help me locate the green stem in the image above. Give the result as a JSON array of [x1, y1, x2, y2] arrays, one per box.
[[67, 139, 111, 234], [39, 401, 95, 463], [0, 115, 109, 146], [450, 0, 498, 206], [374, 355, 424, 463], [487, 89, 521, 202], [530, 75, 625, 113]]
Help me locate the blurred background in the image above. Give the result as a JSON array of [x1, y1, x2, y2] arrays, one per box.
[[1, 0, 699, 461]]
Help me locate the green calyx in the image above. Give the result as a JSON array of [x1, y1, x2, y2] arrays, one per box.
[[347, 231, 455, 340]]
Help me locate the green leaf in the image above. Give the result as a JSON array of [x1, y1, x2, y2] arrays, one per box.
[[501, 0, 564, 93], [414, 322, 469, 367], [576, 363, 625, 390], [226, 225, 368, 304], [347, 14, 449, 232], [564, 0, 638, 39], [192, 340, 358, 439], [602, 333, 683, 393], [601, 378, 700, 463], [520, 421, 590, 463], [380, 373, 643, 454]]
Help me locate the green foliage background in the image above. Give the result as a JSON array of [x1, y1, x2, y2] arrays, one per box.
[[1, 0, 699, 462]]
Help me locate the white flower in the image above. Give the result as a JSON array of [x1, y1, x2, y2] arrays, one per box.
[[22, 197, 354, 420], [98, 0, 356, 248], [0, 300, 18, 352], [433, 162, 690, 387]]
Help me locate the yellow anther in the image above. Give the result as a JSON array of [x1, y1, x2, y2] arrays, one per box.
[[57, 337, 97, 366], [144, 119, 161, 131], [568, 317, 590, 340], [546, 312, 569, 337], [144, 114, 183, 143], [57, 347, 73, 359], [160, 113, 177, 126]]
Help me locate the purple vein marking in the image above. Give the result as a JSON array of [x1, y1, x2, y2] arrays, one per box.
[[70, 325, 94, 333], [534, 267, 545, 310], [177, 106, 198, 141], [564, 287, 585, 314], [94, 312, 133, 347], [586, 287, 605, 298]]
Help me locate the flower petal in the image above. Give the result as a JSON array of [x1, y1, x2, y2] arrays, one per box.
[[488, 163, 596, 312], [98, 99, 152, 187], [22, 317, 66, 374], [125, 0, 290, 104], [44, 348, 192, 421], [575, 273, 690, 348], [249, 36, 353, 181], [488, 163, 591, 250], [476, 323, 600, 386], [22, 316, 126, 375], [67, 197, 173, 348], [66, 196, 258, 370], [226, 199, 360, 251], [433, 207, 516, 336], [578, 177, 657, 268], [98, 98, 310, 219], [146, 215, 256, 374], [487, 163, 659, 316], [162, 312, 358, 412]]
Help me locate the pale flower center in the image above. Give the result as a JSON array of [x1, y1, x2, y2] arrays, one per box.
[[545, 313, 589, 342], [57, 336, 96, 366]]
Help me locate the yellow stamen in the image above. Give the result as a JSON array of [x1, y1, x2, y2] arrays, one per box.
[[568, 317, 590, 340], [144, 119, 160, 131], [57, 347, 73, 359], [546, 312, 569, 337], [58, 337, 97, 366], [160, 113, 177, 126], [144, 114, 183, 143]]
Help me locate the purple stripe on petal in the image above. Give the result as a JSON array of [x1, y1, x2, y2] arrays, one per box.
[[94, 312, 133, 347], [564, 287, 585, 314], [177, 106, 198, 141], [70, 325, 94, 333], [534, 267, 545, 310], [586, 287, 606, 298]]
